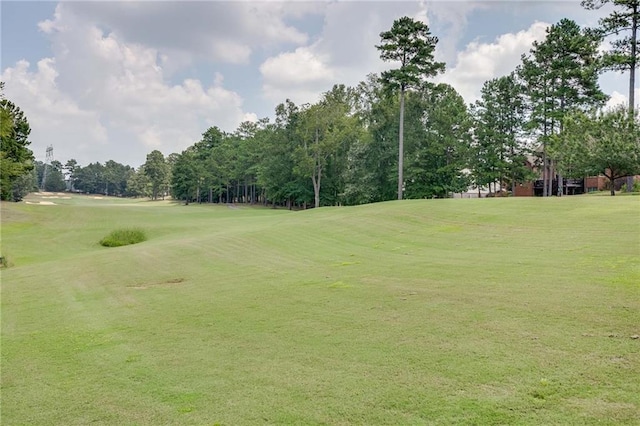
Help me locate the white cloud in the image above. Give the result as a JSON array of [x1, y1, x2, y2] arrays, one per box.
[[49, 2, 311, 66], [4, 0, 632, 169], [3, 5, 255, 167], [242, 112, 259, 123], [427, 0, 490, 64], [438, 21, 550, 104], [260, 46, 335, 104], [258, 1, 434, 105], [1, 59, 109, 165], [604, 89, 640, 111], [606, 91, 628, 110]]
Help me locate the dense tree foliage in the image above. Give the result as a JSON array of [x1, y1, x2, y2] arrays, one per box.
[[403, 84, 471, 198], [583, 0, 639, 111], [10, 15, 636, 204], [555, 105, 640, 195], [472, 74, 530, 194], [519, 19, 607, 196], [126, 166, 151, 198], [70, 160, 134, 196], [583, 0, 639, 191], [294, 85, 360, 208], [1, 83, 35, 201], [144, 150, 169, 200], [35, 160, 66, 192]]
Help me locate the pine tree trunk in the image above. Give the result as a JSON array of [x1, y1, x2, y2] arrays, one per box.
[[627, 7, 637, 192], [313, 172, 321, 208], [542, 150, 548, 197], [547, 160, 553, 197], [558, 172, 563, 196], [630, 3, 637, 116], [313, 128, 322, 208], [398, 88, 405, 200]]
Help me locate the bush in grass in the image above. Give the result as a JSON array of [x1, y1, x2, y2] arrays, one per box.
[[620, 181, 640, 193], [99, 228, 147, 247]]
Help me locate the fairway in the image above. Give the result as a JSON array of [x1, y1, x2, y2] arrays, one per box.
[[1, 194, 639, 424]]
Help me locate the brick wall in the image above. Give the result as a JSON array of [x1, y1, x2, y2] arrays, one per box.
[[584, 176, 606, 192], [514, 182, 534, 196]]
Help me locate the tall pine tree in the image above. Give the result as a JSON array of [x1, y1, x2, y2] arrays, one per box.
[[377, 17, 445, 200], [519, 19, 607, 196]]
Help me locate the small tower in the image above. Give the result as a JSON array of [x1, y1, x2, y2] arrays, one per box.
[[40, 145, 54, 191]]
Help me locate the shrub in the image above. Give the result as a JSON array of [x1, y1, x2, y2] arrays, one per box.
[[485, 190, 510, 198], [99, 228, 147, 247], [620, 180, 640, 193]]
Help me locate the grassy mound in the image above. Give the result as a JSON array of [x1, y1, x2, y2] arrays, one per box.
[[99, 228, 147, 247], [1, 197, 639, 424]]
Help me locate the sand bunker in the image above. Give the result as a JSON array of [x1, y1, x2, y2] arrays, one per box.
[[25, 201, 56, 205], [93, 196, 104, 199]]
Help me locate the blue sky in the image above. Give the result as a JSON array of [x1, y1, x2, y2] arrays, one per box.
[[1, 1, 636, 167]]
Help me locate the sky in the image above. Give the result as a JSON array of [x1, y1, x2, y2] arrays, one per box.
[[1, 1, 638, 168]]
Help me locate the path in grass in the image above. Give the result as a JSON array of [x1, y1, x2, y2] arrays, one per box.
[[1, 194, 639, 424]]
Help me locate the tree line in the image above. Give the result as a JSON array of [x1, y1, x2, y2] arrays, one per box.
[[2, 2, 638, 203]]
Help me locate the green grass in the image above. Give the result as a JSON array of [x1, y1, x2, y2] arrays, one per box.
[[99, 227, 147, 247], [1, 193, 639, 425]]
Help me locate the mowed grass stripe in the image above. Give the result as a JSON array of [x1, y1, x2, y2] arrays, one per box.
[[1, 194, 639, 424]]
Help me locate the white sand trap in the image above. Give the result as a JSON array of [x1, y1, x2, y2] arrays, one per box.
[[25, 201, 56, 205], [93, 196, 104, 199]]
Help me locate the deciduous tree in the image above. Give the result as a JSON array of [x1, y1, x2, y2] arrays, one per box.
[[555, 105, 640, 195], [143, 150, 169, 200], [294, 85, 359, 208], [1, 86, 34, 201], [582, 0, 639, 191]]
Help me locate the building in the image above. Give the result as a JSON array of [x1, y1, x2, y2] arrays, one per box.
[[513, 157, 635, 196]]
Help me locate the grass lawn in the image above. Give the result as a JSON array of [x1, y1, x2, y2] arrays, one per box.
[[1, 193, 639, 424]]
